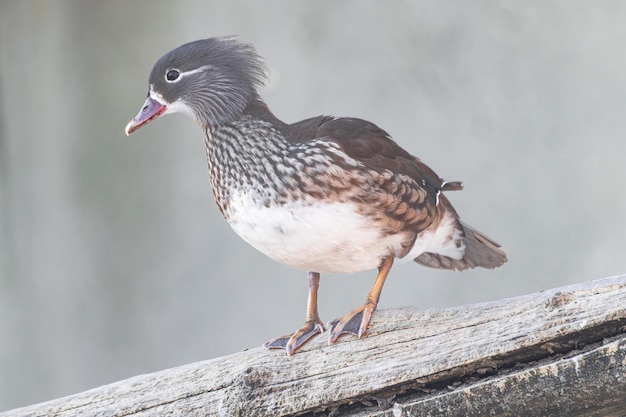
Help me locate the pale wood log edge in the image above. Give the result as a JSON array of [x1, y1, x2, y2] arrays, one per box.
[[2, 274, 625, 417]]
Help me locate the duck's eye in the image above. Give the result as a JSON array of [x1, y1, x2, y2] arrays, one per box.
[[166, 69, 180, 82]]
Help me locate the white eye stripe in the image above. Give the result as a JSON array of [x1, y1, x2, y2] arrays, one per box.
[[165, 65, 212, 83]]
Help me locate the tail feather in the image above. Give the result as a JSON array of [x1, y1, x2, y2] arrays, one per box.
[[415, 221, 507, 271]]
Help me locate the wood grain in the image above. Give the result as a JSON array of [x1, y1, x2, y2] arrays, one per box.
[[2, 275, 625, 417]]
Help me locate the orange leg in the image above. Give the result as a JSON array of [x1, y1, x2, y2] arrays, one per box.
[[328, 256, 393, 343], [264, 272, 325, 355]]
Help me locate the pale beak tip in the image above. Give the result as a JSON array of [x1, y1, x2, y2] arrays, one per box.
[[124, 120, 135, 136]]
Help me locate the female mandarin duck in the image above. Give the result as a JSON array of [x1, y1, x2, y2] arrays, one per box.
[[126, 37, 506, 356]]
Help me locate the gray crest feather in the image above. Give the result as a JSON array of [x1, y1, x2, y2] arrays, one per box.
[[148, 37, 268, 127]]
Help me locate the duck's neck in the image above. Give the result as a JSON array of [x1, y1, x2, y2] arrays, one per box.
[[203, 101, 291, 215]]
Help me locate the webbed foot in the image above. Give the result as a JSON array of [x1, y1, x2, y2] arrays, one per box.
[[328, 301, 376, 343], [264, 319, 325, 355]]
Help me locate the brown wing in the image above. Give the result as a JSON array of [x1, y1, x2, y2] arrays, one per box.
[[289, 116, 461, 203]]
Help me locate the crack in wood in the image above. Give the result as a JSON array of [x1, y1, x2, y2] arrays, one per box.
[[296, 319, 626, 417]]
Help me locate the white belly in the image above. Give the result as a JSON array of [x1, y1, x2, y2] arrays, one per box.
[[225, 192, 409, 273]]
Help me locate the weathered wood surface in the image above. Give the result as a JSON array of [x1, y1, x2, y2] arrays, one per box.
[[2, 275, 625, 417]]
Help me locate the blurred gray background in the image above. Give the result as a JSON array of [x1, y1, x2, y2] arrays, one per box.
[[1, 0, 625, 411]]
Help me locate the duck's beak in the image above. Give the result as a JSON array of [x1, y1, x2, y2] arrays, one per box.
[[125, 95, 167, 136]]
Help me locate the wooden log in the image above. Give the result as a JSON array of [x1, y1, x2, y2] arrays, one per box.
[[2, 275, 625, 417]]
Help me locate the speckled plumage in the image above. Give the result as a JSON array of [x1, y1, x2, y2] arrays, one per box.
[[126, 37, 507, 355]]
